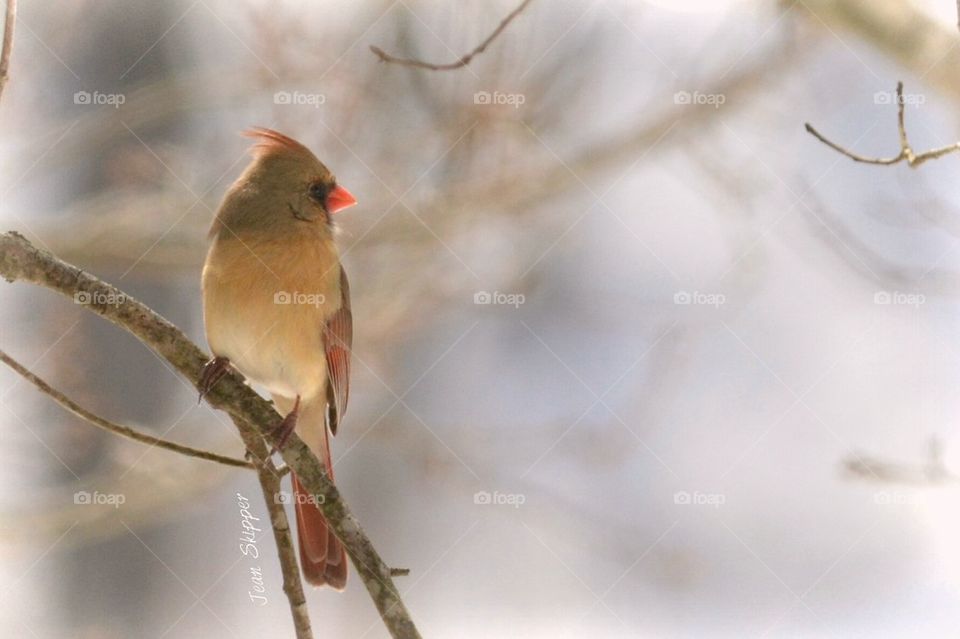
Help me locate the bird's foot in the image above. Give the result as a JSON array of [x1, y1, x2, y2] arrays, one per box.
[[198, 356, 231, 403], [269, 395, 301, 456]]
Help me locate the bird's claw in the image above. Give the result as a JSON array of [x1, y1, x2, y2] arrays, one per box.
[[269, 396, 301, 457]]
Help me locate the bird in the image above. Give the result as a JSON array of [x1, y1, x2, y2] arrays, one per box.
[[199, 127, 358, 589]]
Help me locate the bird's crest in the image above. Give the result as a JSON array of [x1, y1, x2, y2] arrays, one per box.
[[242, 127, 314, 161]]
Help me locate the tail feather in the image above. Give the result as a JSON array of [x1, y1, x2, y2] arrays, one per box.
[[276, 394, 348, 590], [293, 474, 347, 589]]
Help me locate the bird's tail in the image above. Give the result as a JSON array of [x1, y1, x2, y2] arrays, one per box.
[[274, 395, 347, 589]]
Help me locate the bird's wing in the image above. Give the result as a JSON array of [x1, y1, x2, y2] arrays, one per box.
[[323, 267, 352, 435]]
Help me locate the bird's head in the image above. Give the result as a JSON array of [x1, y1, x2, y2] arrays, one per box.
[[211, 127, 357, 236]]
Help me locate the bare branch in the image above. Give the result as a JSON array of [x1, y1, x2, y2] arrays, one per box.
[[0, 231, 421, 639], [805, 82, 960, 168], [238, 425, 314, 639], [844, 440, 957, 485], [0, 348, 254, 469], [0, 0, 15, 102], [803, 122, 904, 166], [799, 0, 960, 103], [370, 0, 533, 70]]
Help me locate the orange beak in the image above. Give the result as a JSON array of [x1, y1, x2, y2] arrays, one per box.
[[326, 185, 357, 214]]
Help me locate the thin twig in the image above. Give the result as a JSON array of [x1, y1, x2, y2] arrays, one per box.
[[0, 0, 15, 103], [805, 81, 960, 168], [803, 122, 905, 165], [239, 425, 314, 639], [0, 231, 421, 639], [370, 0, 533, 70], [0, 348, 253, 469]]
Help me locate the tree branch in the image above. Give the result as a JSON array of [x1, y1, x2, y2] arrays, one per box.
[[236, 423, 314, 639], [0, 0, 15, 103], [370, 0, 533, 70], [805, 82, 960, 168], [0, 231, 421, 639], [797, 0, 960, 102], [0, 348, 254, 469]]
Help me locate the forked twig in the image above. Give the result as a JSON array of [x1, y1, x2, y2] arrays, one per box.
[[370, 0, 533, 70], [805, 82, 960, 168]]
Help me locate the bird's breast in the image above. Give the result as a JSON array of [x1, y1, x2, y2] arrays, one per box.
[[201, 233, 341, 400]]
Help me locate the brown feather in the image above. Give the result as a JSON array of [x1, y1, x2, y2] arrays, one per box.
[[323, 268, 352, 435], [242, 127, 315, 159]]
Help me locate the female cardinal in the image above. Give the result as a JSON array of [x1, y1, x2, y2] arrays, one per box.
[[200, 128, 358, 589]]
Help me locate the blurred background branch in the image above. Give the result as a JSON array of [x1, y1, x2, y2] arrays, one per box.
[[0, 0, 15, 102], [844, 439, 957, 485], [370, 0, 534, 70], [797, 0, 960, 98]]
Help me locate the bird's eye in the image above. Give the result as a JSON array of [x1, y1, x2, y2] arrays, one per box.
[[309, 182, 329, 203]]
